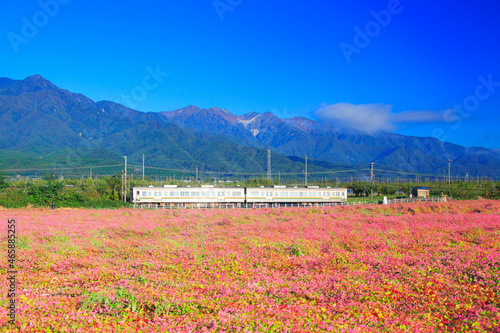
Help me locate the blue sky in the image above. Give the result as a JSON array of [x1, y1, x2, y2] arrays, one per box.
[[1, 0, 499, 148]]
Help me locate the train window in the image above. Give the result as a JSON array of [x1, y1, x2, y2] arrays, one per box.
[[317, 192, 322, 196], [211, 191, 215, 196], [180, 191, 189, 197], [217, 191, 224, 196], [191, 192, 200, 197], [170, 191, 179, 197], [148, 191, 152, 197], [142, 191, 147, 196], [274, 192, 279, 196], [233, 192, 241, 197], [259, 191, 263, 197], [266, 192, 271, 197], [201, 191, 209, 196], [281, 192, 288, 197]]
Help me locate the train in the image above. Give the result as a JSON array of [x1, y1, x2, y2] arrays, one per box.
[[131, 185, 348, 207]]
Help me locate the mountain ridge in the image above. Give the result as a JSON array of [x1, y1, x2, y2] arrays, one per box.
[[157, 103, 499, 176], [1, 75, 499, 178], [0, 75, 340, 177]]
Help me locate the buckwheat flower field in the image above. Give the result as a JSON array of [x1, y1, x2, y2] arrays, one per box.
[[1, 200, 499, 332]]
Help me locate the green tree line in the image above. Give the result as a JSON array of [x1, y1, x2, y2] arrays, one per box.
[[0, 172, 498, 208]]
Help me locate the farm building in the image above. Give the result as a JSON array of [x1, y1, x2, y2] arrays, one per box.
[[412, 187, 430, 198]]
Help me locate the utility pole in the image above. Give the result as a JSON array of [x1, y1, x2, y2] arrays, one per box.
[[121, 170, 124, 202], [142, 154, 145, 181], [279, 171, 281, 184], [370, 162, 374, 202], [267, 150, 271, 180], [196, 166, 198, 182], [305, 156, 308, 186], [124, 156, 127, 202], [448, 159, 452, 185], [90, 168, 92, 179]]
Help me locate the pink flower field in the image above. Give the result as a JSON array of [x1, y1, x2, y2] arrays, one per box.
[[1, 200, 499, 332]]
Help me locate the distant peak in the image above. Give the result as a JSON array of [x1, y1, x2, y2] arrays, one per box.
[[25, 74, 51, 83], [0, 74, 59, 95], [262, 111, 277, 118], [239, 112, 261, 120], [184, 105, 201, 111], [22, 74, 58, 90]]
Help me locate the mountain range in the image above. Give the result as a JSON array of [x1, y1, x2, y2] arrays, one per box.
[[1, 75, 499, 179]]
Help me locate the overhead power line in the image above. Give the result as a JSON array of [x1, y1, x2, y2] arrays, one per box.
[[0, 164, 123, 172], [373, 168, 451, 178]]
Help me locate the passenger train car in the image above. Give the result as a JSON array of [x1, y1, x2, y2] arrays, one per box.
[[131, 185, 347, 207]]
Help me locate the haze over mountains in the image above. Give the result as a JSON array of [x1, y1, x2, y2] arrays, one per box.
[[1, 75, 499, 178]]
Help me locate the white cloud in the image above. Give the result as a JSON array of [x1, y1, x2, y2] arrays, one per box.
[[313, 103, 451, 133]]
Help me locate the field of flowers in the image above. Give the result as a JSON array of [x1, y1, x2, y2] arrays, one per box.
[[0, 200, 499, 332]]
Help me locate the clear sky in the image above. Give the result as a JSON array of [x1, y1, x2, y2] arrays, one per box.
[[1, 0, 499, 149]]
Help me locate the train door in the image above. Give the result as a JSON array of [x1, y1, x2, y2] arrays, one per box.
[[217, 191, 225, 202], [153, 190, 162, 202]]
